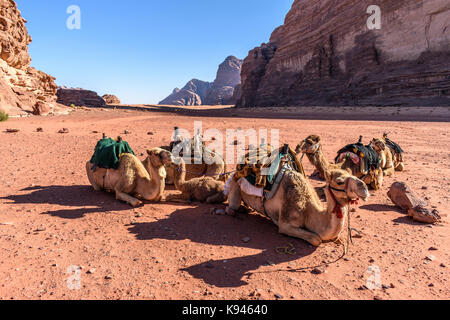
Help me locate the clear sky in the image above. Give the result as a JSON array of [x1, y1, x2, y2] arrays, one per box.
[[19, 0, 293, 104]]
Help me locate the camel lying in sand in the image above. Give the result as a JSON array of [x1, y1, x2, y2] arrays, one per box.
[[86, 148, 174, 206], [166, 157, 226, 204], [163, 142, 225, 184], [379, 133, 405, 172], [296, 135, 383, 190], [371, 139, 395, 177], [226, 168, 369, 246]]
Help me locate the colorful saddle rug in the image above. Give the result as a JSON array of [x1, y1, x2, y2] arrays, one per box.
[[335, 139, 380, 175]]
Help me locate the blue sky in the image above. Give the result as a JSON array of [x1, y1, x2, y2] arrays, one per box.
[[19, 0, 293, 104]]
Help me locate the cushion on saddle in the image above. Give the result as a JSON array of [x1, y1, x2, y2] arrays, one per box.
[[335, 142, 380, 173], [90, 138, 135, 170]]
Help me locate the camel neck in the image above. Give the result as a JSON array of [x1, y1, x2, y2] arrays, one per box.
[[307, 148, 330, 177], [315, 187, 347, 241], [143, 158, 165, 200], [173, 160, 187, 192]]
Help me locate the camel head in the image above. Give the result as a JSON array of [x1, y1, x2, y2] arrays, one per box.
[[324, 169, 370, 204], [296, 135, 321, 155], [146, 148, 175, 168], [371, 138, 386, 153]]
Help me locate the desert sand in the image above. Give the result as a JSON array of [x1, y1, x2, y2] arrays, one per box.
[[0, 106, 448, 300]]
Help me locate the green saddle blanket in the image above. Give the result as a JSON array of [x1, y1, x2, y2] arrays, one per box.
[[90, 138, 135, 170]]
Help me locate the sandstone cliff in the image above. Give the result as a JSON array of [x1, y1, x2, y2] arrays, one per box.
[[0, 0, 61, 116], [237, 0, 450, 107], [160, 56, 243, 106], [204, 56, 243, 105], [102, 94, 121, 105], [57, 87, 106, 107], [159, 79, 212, 106]]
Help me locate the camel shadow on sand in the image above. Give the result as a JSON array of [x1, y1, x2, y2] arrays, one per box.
[[1, 185, 132, 219], [128, 207, 318, 288]]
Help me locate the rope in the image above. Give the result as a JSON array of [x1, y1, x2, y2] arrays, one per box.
[[177, 167, 237, 178]]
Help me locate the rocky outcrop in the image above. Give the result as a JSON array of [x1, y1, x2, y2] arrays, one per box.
[[160, 56, 243, 106], [388, 182, 442, 224], [57, 87, 106, 107], [0, 0, 62, 116], [102, 94, 121, 105], [159, 79, 212, 106], [238, 0, 450, 107], [204, 56, 243, 105]]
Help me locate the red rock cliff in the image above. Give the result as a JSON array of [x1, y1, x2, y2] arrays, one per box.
[[237, 0, 450, 107], [0, 0, 61, 116]]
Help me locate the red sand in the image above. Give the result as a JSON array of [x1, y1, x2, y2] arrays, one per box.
[[0, 106, 448, 300]]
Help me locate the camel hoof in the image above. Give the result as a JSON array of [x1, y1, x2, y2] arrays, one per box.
[[309, 237, 323, 247], [131, 200, 143, 207], [225, 207, 237, 216]]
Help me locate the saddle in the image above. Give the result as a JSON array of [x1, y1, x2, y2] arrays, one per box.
[[233, 144, 306, 197], [335, 136, 380, 176], [383, 133, 404, 161], [90, 136, 135, 171]]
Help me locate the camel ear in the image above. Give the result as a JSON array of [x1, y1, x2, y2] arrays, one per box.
[[147, 149, 154, 156]]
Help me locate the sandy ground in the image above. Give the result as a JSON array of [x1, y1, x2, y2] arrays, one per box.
[[0, 106, 449, 300]]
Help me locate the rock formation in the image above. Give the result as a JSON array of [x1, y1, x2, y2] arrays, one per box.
[[102, 94, 121, 105], [159, 79, 212, 106], [204, 56, 243, 105], [159, 56, 243, 106], [237, 0, 450, 107], [57, 87, 106, 107], [0, 0, 62, 116]]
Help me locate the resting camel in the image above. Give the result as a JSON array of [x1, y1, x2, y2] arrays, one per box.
[[296, 135, 383, 190], [226, 168, 369, 246], [380, 133, 405, 172], [163, 140, 225, 184], [166, 157, 227, 204], [86, 148, 174, 206], [371, 139, 395, 177]]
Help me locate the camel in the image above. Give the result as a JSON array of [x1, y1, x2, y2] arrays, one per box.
[[86, 147, 174, 206], [296, 135, 383, 190], [166, 157, 227, 204], [163, 139, 225, 184], [226, 168, 369, 247], [371, 139, 395, 177], [380, 133, 405, 172]]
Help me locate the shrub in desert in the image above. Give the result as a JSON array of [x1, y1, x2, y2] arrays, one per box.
[[0, 111, 9, 122]]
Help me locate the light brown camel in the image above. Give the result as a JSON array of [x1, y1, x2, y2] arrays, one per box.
[[86, 148, 174, 206], [166, 157, 227, 204], [371, 139, 395, 177], [226, 168, 369, 246], [296, 135, 383, 190], [163, 144, 226, 184], [380, 133, 405, 172]]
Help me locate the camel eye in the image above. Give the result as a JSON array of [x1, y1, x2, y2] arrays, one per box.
[[336, 181, 345, 186]]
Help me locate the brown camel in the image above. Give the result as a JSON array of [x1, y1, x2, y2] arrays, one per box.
[[163, 141, 225, 184], [381, 133, 405, 172], [296, 135, 383, 190], [226, 168, 369, 247], [371, 138, 395, 177], [86, 148, 174, 206], [167, 157, 227, 204]]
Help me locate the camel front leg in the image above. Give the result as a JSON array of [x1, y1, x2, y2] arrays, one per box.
[[225, 179, 242, 215], [278, 222, 323, 247], [86, 162, 102, 191], [115, 190, 142, 207], [383, 166, 395, 177]]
